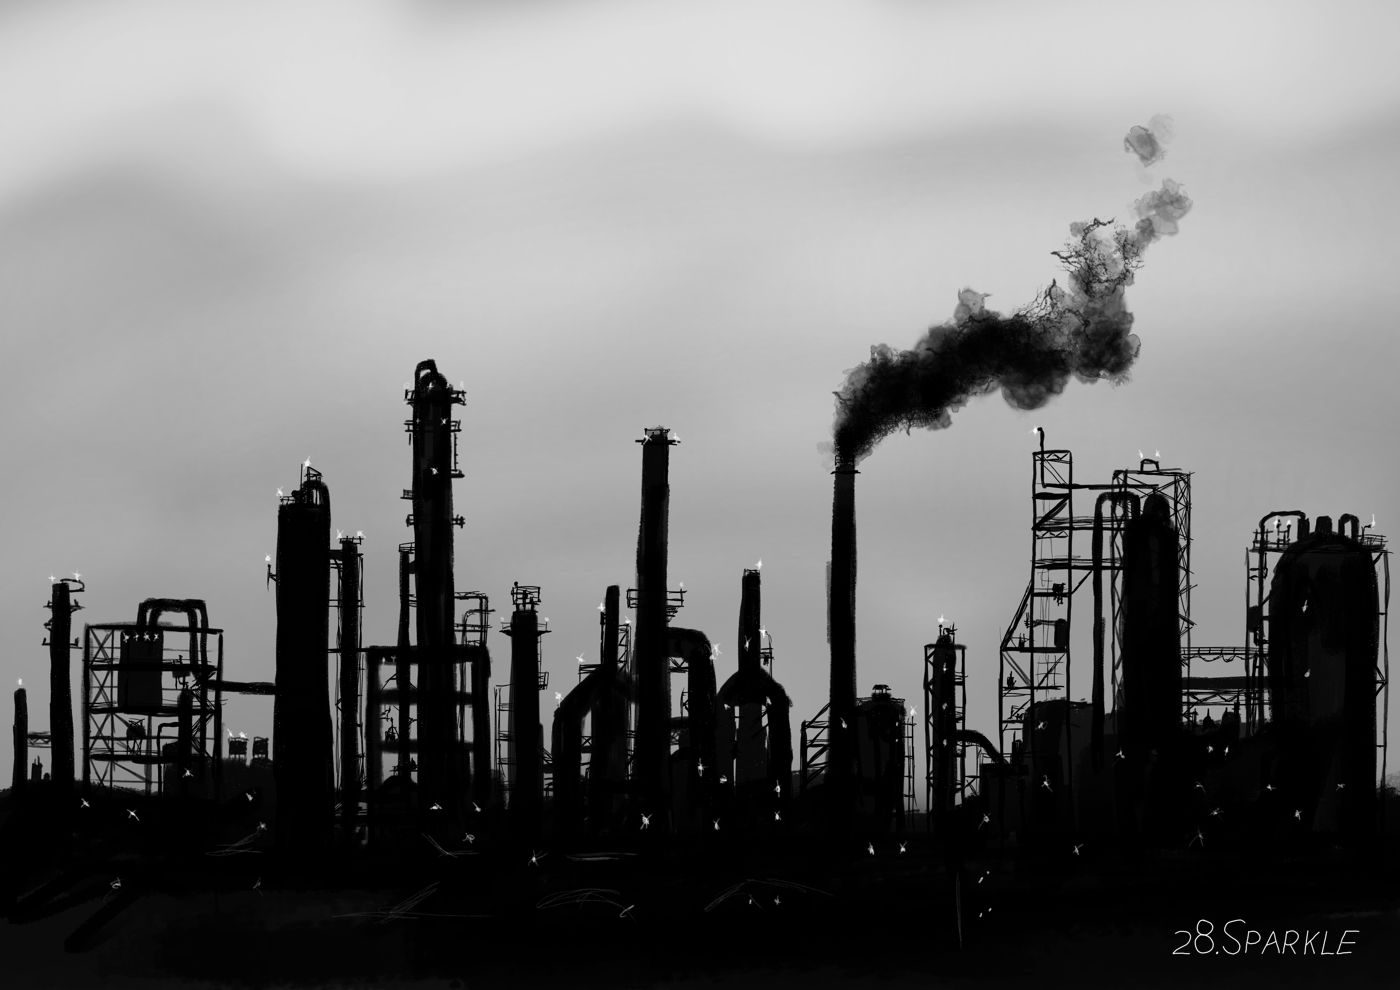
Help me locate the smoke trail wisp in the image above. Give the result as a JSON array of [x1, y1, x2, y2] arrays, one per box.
[[832, 117, 1191, 464]]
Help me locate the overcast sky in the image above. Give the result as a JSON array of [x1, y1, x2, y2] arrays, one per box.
[[3, 0, 1398, 798]]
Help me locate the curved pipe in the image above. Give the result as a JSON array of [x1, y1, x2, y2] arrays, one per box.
[[1259, 511, 1309, 544], [1338, 513, 1360, 541], [136, 598, 211, 680], [1092, 493, 1139, 771], [956, 728, 1005, 767]]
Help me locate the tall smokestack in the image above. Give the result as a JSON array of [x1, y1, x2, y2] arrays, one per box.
[[830, 119, 1191, 466], [408, 359, 467, 815], [272, 467, 334, 853], [338, 536, 362, 832], [505, 586, 544, 840], [633, 427, 675, 826], [12, 686, 26, 794], [47, 581, 75, 791], [827, 458, 858, 824]]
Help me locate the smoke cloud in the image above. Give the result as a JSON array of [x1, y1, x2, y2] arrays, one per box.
[[1124, 113, 1175, 167], [831, 121, 1192, 464]]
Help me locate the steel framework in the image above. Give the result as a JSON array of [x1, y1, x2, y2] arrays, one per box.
[[999, 435, 1192, 814], [82, 621, 223, 796], [923, 632, 967, 823]]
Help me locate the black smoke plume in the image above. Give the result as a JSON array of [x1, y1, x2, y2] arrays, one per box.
[[831, 122, 1191, 464]]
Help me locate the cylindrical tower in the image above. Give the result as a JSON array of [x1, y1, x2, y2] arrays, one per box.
[[924, 631, 957, 831], [1267, 514, 1379, 834], [828, 459, 859, 827], [633, 427, 675, 826], [273, 467, 334, 853], [338, 535, 362, 832], [1119, 493, 1181, 756], [408, 360, 466, 814], [48, 581, 75, 790], [504, 585, 544, 840], [12, 686, 26, 794]]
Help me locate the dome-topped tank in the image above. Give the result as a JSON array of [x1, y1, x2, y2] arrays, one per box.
[[1267, 514, 1379, 834]]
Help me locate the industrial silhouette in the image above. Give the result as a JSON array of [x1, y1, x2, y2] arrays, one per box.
[[3, 123, 1395, 983]]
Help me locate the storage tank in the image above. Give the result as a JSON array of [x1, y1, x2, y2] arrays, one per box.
[[1267, 514, 1378, 835]]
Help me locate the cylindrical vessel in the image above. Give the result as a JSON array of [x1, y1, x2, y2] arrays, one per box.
[[633, 428, 673, 825], [273, 472, 334, 852], [339, 537, 361, 832], [49, 582, 75, 790], [12, 687, 27, 794], [507, 606, 541, 837], [410, 360, 464, 813], [1119, 493, 1181, 756], [1267, 522, 1378, 834]]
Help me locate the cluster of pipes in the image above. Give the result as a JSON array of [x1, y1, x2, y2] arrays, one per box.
[[267, 363, 797, 848]]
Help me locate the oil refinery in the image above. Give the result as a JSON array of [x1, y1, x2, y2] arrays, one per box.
[[2, 357, 1393, 980]]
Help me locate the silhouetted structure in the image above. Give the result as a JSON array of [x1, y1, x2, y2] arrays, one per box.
[[923, 625, 966, 834], [45, 579, 80, 791], [12, 685, 26, 794], [405, 359, 469, 815], [1267, 513, 1380, 836], [664, 626, 722, 831], [502, 584, 547, 840], [632, 427, 679, 830], [717, 568, 792, 829], [273, 466, 334, 852], [827, 457, 859, 831], [552, 585, 629, 838], [1119, 493, 1183, 758], [335, 534, 364, 832], [83, 599, 221, 797]]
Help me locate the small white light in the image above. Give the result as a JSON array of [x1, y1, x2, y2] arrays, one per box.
[[756, 559, 762, 570], [17, 678, 21, 687], [265, 555, 271, 563], [304, 458, 311, 468], [356, 531, 364, 538]]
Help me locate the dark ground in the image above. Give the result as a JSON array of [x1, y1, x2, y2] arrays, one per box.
[[4, 786, 1400, 989]]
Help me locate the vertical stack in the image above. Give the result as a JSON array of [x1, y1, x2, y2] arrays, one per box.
[[633, 428, 675, 828], [273, 468, 334, 853]]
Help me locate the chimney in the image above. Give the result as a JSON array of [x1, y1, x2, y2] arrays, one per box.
[[738, 569, 762, 674], [828, 458, 858, 821], [48, 581, 75, 791], [505, 586, 544, 839], [12, 686, 26, 795], [633, 427, 674, 824]]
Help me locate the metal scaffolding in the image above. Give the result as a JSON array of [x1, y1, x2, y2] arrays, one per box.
[[999, 435, 1192, 813], [923, 632, 967, 823], [82, 621, 223, 797]]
